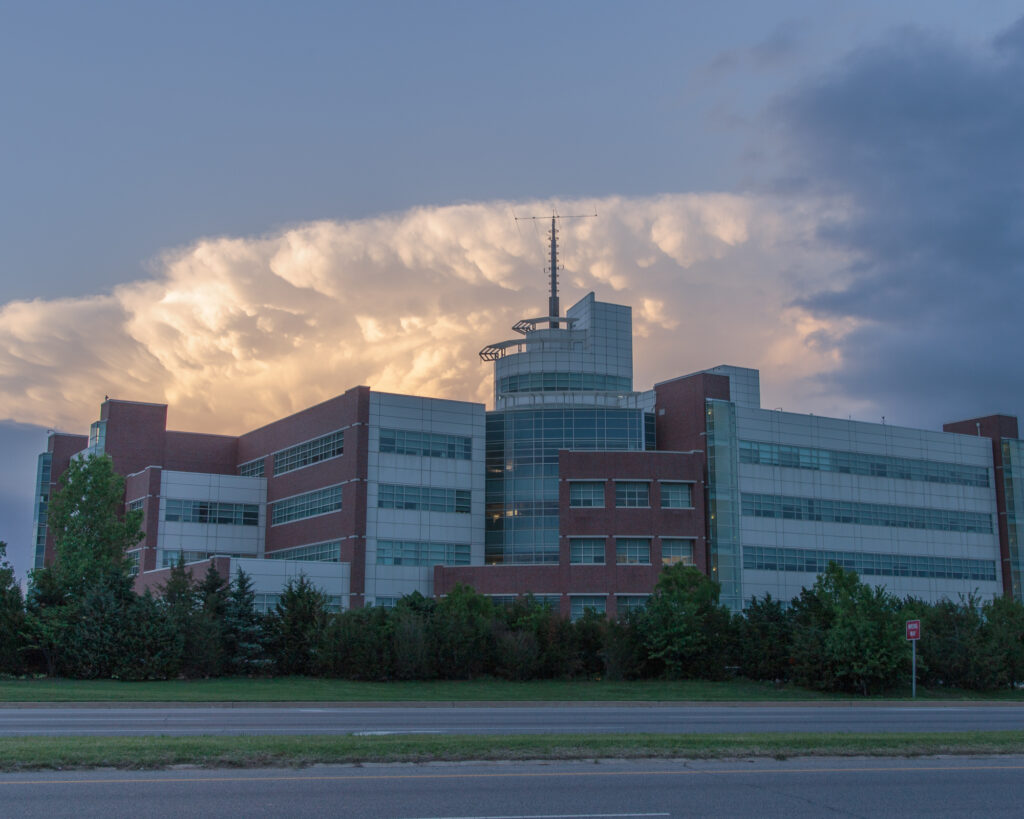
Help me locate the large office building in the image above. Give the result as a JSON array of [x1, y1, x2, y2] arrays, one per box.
[[31, 230, 1023, 614]]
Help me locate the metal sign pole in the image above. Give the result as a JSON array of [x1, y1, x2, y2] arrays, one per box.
[[912, 639, 916, 699]]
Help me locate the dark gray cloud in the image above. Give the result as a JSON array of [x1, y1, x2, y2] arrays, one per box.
[[776, 20, 1024, 428]]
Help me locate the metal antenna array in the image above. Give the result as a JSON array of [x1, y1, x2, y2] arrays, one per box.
[[514, 210, 596, 328]]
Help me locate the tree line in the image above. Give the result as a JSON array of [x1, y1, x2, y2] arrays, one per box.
[[1, 453, 1022, 693]]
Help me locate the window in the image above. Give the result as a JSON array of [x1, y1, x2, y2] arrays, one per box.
[[570, 538, 606, 564], [273, 430, 344, 475], [616, 595, 649, 616], [570, 595, 606, 621], [127, 498, 145, 512], [266, 541, 341, 562], [741, 493, 992, 534], [377, 540, 471, 566], [379, 428, 471, 460], [660, 482, 692, 509], [271, 485, 343, 525], [738, 440, 989, 488], [661, 538, 695, 566], [160, 549, 211, 568], [615, 481, 650, 508], [616, 537, 651, 564], [569, 481, 605, 508], [238, 458, 265, 478], [377, 484, 471, 514], [497, 372, 631, 394], [743, 545, 997, 582], [126, 551, 140, 577], [165, 499, 259, 526]]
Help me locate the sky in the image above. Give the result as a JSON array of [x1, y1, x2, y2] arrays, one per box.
[[1, 1, 1022, 579]]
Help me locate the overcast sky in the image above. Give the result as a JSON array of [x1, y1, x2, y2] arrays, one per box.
[[2, 1, 1022, 579]]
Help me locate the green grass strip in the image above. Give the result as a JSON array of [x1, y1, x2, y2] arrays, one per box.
[[1, 731, 1023, 771], [3, 676, 1021, 703]]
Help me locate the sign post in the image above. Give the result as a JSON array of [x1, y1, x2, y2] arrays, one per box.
[[906, 619, 921, 699]]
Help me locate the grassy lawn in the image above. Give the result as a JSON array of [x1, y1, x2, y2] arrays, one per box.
[[1, 731, 1022, 771], [1, 676, 1022, 702]]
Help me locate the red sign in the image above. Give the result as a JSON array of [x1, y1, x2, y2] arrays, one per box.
[[906, 619, 921, 641]]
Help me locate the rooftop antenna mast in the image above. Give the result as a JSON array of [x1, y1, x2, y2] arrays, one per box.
[[514, 209, 596, 328]]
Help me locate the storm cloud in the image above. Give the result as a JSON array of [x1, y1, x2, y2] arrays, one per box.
[[0, 194, 848, 437], [776, 18, 1024, 427]]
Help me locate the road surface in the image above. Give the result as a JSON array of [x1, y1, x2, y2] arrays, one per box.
[[2, 756, 1023, 818], [1, 703, 1022, 737]]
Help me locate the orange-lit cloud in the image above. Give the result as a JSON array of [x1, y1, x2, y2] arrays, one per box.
[[0, 195, 853, 435]]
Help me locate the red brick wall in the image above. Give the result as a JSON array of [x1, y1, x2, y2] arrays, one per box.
[[40, 432, 89, 566], [101, 400, 169, 476], [436, 449, 707, 617], [124, 467, 162, 572], [653, 372, 729, 453], [163, 431, 238, 474], [943, 414, 1021, 597], [559, 450, 707, 573], [238, 386, 371, 606], [134, 556, 231, 596]]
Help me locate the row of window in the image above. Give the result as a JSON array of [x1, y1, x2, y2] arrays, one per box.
[[379, 428, 472, 460], [274, 430, 345, 475], [374, 593, 642, 620], [743, 545, 998, 582], [739, 440, 990, 488], [741, 493, 993, 534], [568, 480, 693, 509], [165, 499, 259, 526], [569, 537, 695, 566], [253, 592, 344, 614], [376, 540, 471, 566], [266, 541, 342, 562], [238, 458, 265, 477], [569, 595, 649, 620], [497, 372, 632, 394], [271, 485, 343, 525], [158, 549, 245, 568], [128, 498, 144, 512], [377, 484, 471, 514]]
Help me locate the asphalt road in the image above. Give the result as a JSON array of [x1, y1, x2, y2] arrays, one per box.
[[1, 703, 1023, 737], [2, 757, 1024, 818]]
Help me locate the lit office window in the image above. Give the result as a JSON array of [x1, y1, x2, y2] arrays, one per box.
[[661, 538, 695, 566], [615, 538, 651, 564]]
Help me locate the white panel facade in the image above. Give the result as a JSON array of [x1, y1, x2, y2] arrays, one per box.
[[733, 404, 1002, 604], [494, 293, 634, 408], [156, 471, 266, 562], [231, 557, 350, 608], [364, 392, 486, 605]]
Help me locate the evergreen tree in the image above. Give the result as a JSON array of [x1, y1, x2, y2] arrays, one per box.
[[223, 569, 267, 675], [0, 542, 26, 674], [429, 584, 495, 679], [738, 594, 792, 681], [268, 575, 329, 675]]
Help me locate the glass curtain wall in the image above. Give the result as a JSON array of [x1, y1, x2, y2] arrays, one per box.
[[485, 408, 648, 565], [1002, 439, 1024, 603]]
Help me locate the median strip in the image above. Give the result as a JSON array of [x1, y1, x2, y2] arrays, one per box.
[[1, 731, 1023, 772]]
